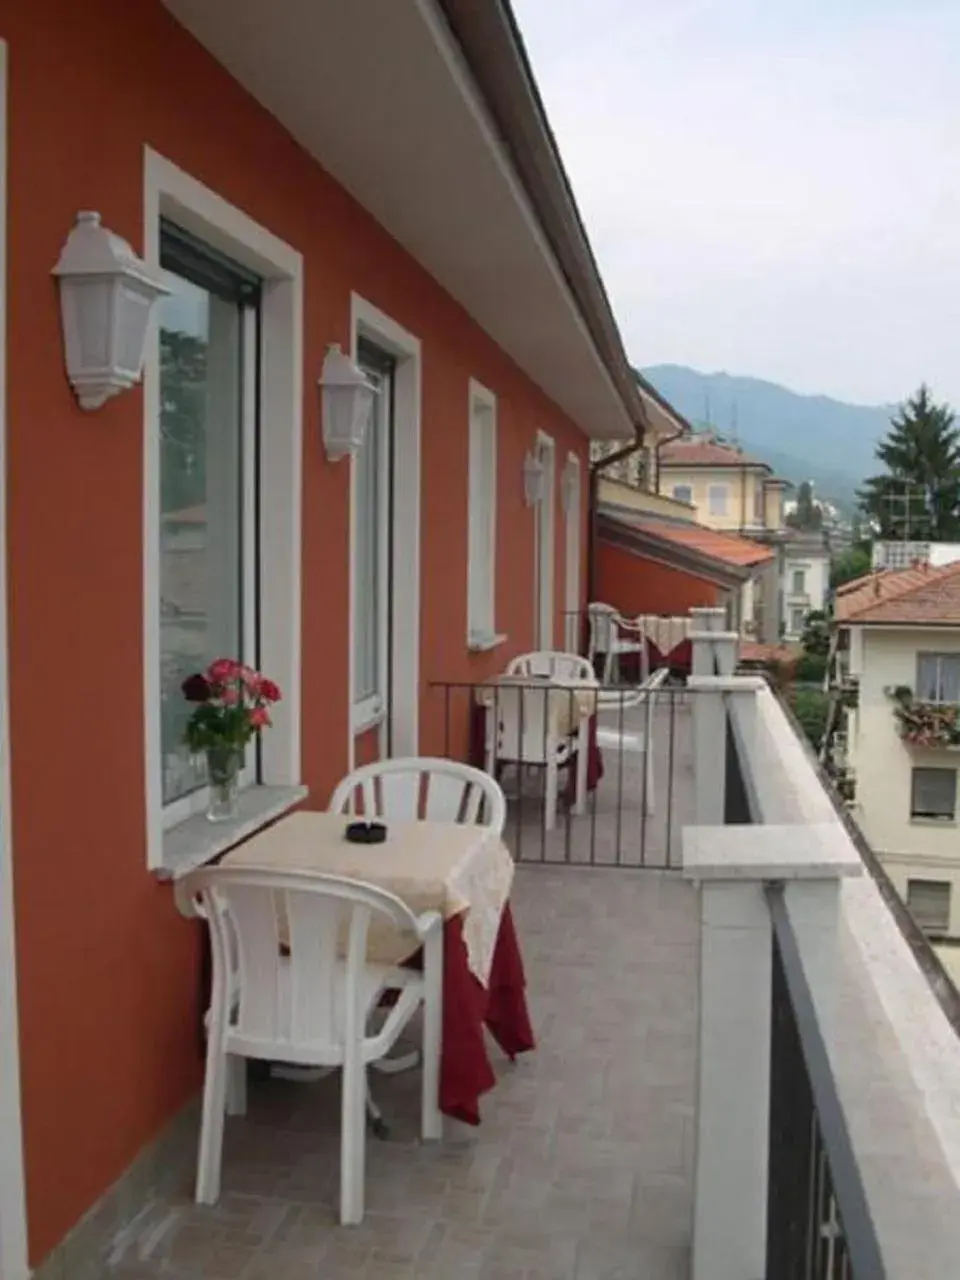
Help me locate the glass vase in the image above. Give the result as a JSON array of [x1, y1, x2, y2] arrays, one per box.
[[205, 745, 242, 823]]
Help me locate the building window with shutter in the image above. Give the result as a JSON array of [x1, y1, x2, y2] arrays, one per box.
[[916, 652, 960, 704], [910, 766, 957, 821], [906, 879, 952, 938]]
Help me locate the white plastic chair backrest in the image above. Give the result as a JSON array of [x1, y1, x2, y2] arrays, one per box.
[[587, 602, 618, 653], [489, 683, 570, 764], [329, 756, 506, 834], [184, 867, 418, 1057], [506, 651, 595, 681]]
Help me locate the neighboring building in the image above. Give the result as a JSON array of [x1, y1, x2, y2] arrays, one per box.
[[0, 4, 649, 1276], [781, 531, 831, 639], [835, 562, 960, 949], [590, 372, 694, 493], [873, 539, 960, 570], [657, 433, 791, 641], [596, 478, 777, 626]]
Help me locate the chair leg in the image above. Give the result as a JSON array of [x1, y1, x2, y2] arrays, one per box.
[[603, 649, 614, 685], [225, 1055, 247, 1117], [196, 1033, 229, 1204], [421, 931, 443, 1142], [544, 760, 558, 831], [340, 1060, 367, 1225]]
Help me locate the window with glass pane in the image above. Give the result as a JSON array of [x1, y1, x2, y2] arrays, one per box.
[[673, 484, 692, 505], [467, 390, 497, 642], [353, 342, 393, 722], [916, 653, 960, 703], [910, 767, 957, 820], [158, 223, 260, 808], [708, 484, 728, 516], [791, 569, 806, 595], [754, 484, 765, 522], [906, 879, 951, 936]]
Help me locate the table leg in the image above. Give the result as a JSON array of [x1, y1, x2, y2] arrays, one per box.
[[573, 715, 589, 815]]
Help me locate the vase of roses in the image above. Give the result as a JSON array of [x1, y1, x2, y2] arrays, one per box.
[[181, 658, 282, 822]]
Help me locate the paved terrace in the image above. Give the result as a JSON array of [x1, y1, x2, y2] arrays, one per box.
[[98, 860, 698, 1280]]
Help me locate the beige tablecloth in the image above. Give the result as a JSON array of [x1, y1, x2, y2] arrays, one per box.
[[220, 811, 513, 987], [475, 674, 597, 739]]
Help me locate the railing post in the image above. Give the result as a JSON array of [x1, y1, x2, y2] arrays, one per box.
[[682, 824, 860, 1280], [690, 605, 727, 634], [688, 675, 762, 824]]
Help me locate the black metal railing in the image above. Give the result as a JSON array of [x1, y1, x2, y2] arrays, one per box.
[[765, 884, 886, 1280], [428, 676, 695, 869]]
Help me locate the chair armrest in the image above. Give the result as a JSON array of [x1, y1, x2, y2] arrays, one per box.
[[174, 879, 206, 921], [415, 909, 444, 942]]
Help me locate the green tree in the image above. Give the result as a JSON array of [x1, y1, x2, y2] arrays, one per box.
[[786, 480, 823, 531], [800, 609, 830, 658], [830, 544, 872, 589], [791, 688, 830, 750], [857, 385, 960, 540]]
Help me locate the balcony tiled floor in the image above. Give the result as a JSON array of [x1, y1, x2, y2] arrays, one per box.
[[102, 865, 698, 1280]]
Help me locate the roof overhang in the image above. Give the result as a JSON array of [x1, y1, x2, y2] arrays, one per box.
[[162, 0, 640, 440], [599, 510, 751, 590]]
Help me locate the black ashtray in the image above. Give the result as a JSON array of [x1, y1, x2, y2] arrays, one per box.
[[345, 820, 388, 845]]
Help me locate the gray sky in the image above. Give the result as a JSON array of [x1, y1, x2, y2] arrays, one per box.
[[513, 0, 960, 408]]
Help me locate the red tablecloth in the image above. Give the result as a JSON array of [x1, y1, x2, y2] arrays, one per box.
[[469, 700, 604, 802], [197, 899, 535, 1127], [436, 903, 535, 1124]]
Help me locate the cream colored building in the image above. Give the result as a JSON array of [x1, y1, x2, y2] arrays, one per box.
[[838, 563, 960, 942], [657, 434, 790, 642]]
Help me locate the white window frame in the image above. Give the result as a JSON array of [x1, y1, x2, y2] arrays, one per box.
[[0, 41, 28, 1280], [143, 150, 304, 871], [563, 453, 582, 653], [791, 568, 807, 595], [351, 349, 392, 731], [348, 295, 421, 767], [708, 484, 728, 516], [910, 766, 957, 822], [466, 380, 499, 649], [906, 879, 952, 937], [917, 652, 960, 704], [534, 431, 557, 649]]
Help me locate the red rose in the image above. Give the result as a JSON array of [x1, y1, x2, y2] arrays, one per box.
[[182, 673, 212, 703], [259, 678, 282, 703], [250, 707, 271, 729]]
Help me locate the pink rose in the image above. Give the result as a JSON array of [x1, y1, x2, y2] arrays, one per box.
[[221, 686, 240, 706], [250, 707, 271, 729], [207, 657, 240, 683]]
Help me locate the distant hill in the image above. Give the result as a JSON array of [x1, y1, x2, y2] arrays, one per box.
[[641, 365, 895, 512]]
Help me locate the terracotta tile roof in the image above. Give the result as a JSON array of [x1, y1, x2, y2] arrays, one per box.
[[739, 641, 799, 666], [659, 435, 771, 471], [634, 517, 777, 569], [835, 562, 960, 624]]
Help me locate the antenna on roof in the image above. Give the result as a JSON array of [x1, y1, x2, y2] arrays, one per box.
[[730, 398, 739, 444], [703, 389, 712, 426]]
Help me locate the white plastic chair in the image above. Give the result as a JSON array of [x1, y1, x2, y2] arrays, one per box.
[[595, 667, 667, 816], [587, 603, 648, 685], [483, 682, 588, 830], [178, 867, 443, 1226], [329, 756, 506, 835], [506, 651, 596, 682]]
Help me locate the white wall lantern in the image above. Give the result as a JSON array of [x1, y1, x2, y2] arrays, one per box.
[[319, 343, 378, 461], [523, 450, 545, 506], [52, 210, 170, 410], [561, 457, 580, 513]]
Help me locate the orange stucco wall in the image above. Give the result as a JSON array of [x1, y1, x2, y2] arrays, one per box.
[[597, 542, 725, 616], [1, 0, 590, 1264]]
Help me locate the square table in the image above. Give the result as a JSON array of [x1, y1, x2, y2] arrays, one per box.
[[470, 675, 605, 805], [217, 810, 535, 1124]]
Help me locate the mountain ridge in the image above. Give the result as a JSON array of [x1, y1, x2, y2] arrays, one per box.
[[642, 364, 895, 511]]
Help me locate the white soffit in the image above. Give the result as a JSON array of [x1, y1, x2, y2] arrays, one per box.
[[161, 0, 633, 439]]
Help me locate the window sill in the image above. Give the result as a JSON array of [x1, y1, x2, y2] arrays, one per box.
[[909, 817, 957, 828], [153, 784, 309, 882], [468, 631, 508, 653]]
